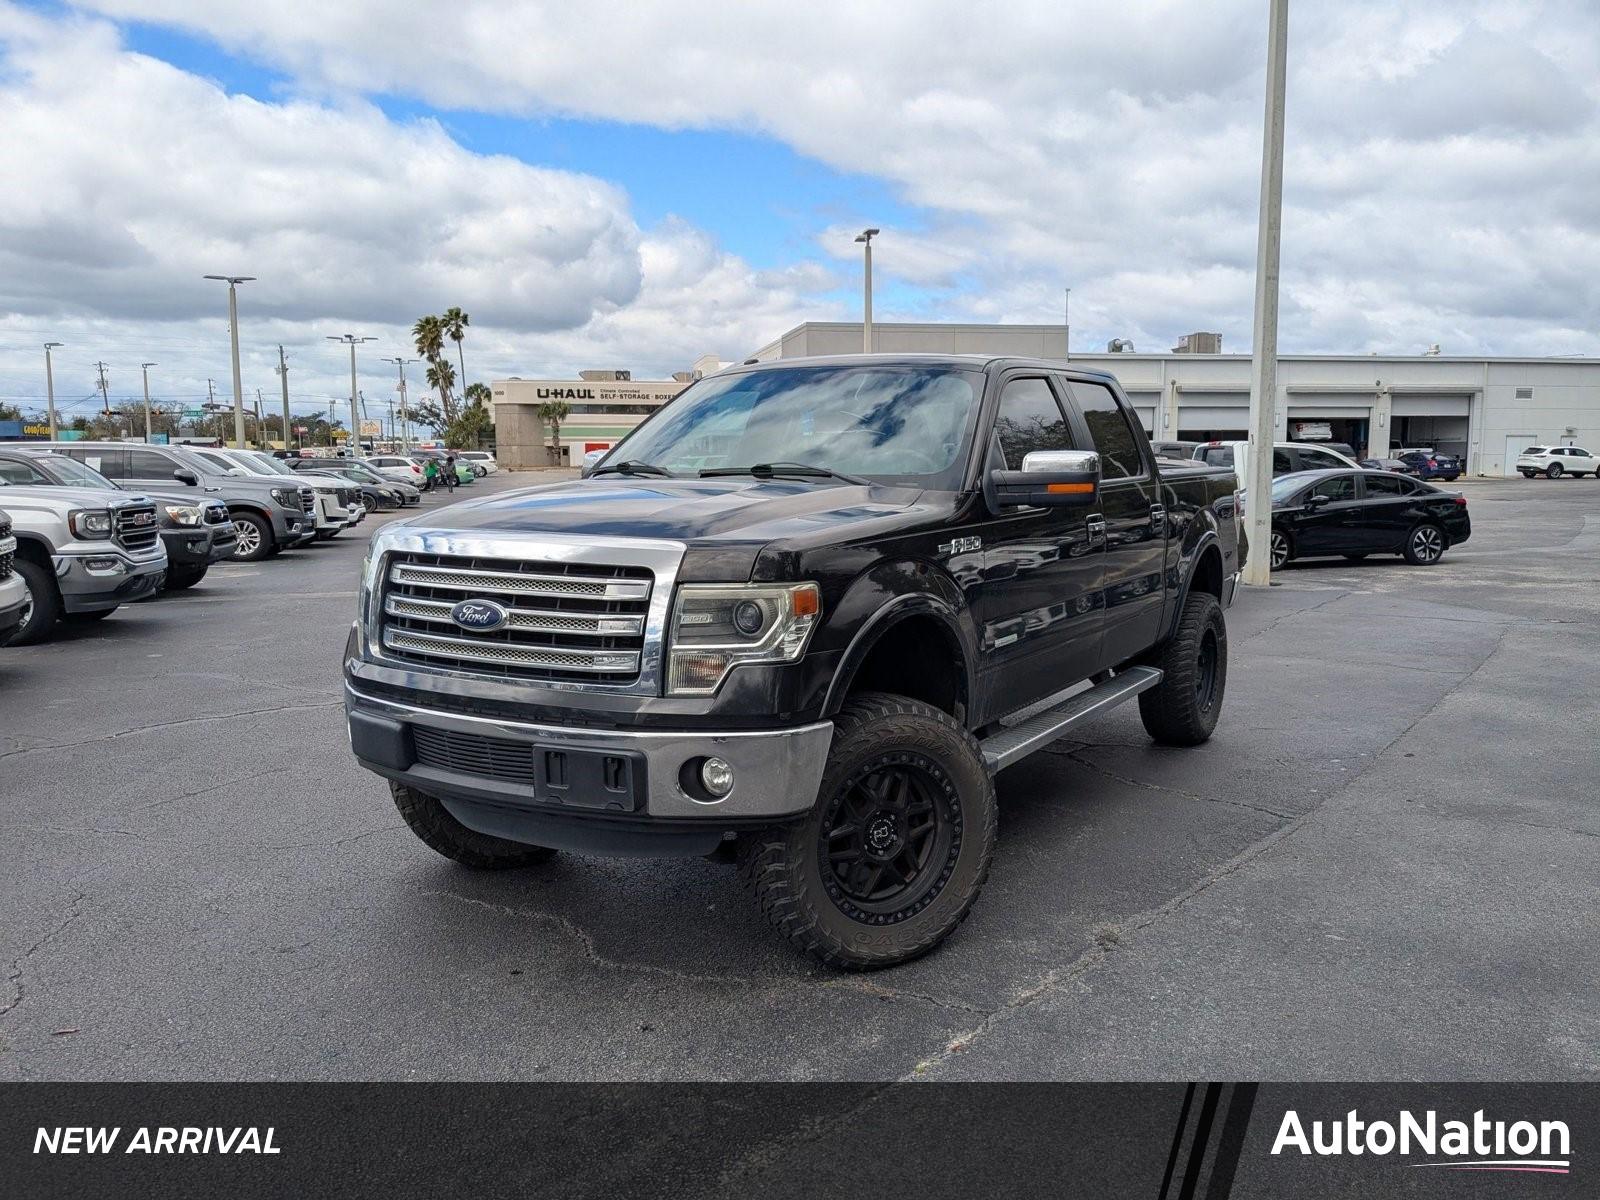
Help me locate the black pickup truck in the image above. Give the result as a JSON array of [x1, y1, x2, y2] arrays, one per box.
[[344, 355, 1242, 967]]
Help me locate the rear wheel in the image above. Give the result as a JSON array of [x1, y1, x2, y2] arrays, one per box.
[[1546, 463, 1563, 478], [1404, 522, 1446, 565], [229, 512, 272, 561], [740, 693, 996, 970], [4, 558, 61, 646], [1139, 592, 1227, 746], [391, 782, 559, 868]]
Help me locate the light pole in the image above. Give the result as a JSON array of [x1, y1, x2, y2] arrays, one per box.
[[1242, 0, 1289, 588], [43, 342, 63, 440], [329, 334, 376, 454], [140, 362, 157, 442], [855, 228, 879, 353], [387, 357, 416, 452], [203, 275, 255, 448]]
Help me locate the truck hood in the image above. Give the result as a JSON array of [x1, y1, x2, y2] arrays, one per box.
[[0, 484, 152, 515], [412, 476, 930, 546]]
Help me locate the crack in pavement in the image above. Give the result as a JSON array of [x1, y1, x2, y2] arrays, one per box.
[[422, 889, 983, 1015], [1, 889, 87, 1027], [0, 703, 343, 761], [904, 622, 1514, 1079]]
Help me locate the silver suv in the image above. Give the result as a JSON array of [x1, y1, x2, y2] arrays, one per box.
[[0, 482, 168, 645]]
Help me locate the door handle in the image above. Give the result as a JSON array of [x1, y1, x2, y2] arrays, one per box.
[[1086, 515, 1107, 544], [1149, 503, 1166, 533]]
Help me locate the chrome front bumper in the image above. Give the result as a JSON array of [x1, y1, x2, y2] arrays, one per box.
[[345, 683, 833, 822]]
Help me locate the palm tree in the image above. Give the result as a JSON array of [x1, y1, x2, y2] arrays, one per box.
[[537, 400, 571, 463], [412, 314, 444, 363], [426, 358, 457, 415], [442, 307, 470, 395]]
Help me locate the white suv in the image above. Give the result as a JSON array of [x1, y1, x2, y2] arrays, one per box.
[[1516, 445, 1598, 478]]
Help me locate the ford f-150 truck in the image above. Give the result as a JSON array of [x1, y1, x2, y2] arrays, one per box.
[[345, 356, 1242, 967]]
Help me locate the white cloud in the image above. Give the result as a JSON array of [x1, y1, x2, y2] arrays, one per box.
[[0, 3, 834, 412], [62, 0, 1600, 356]]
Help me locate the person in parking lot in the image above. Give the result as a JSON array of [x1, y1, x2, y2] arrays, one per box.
[[422, 458, 438, 491], [443, 453, 457, 492]]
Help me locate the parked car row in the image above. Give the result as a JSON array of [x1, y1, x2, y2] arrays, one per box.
[[0, 441, 495, 647]]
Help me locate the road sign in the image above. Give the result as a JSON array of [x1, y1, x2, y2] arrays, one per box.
[[360, 420, 382, 436]]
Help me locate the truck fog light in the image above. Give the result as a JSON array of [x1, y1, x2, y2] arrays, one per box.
[[700, 757, 735, 798], [84, 557, 124, 574]]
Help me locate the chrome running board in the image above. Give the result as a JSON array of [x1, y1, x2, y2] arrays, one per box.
[[979, 666, 1163, 772]]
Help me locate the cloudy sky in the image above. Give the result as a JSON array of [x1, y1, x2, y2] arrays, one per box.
[[1, 0, 1597, 422]]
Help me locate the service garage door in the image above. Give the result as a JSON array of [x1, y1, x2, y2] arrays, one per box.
[[1504, 434, 1536, 477]]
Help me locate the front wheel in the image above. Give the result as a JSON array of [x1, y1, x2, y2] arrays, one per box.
[[1139, 591, 1227, 746], [1404, 522, 1446, 565], [3, 557, 61, 646], [1269, 529, 1292, 569], [230, 512, 273, 561], [740, 693, 996, 970]]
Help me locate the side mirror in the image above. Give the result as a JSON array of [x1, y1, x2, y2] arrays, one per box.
[[1305, 492, 1332, 509], [991, 450, 1100, 508], [173, 468, 200, 486]]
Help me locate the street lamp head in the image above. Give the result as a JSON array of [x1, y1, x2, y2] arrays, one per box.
[[141, 362, 158, 369], [203, 275, 255, 284], [44, 341, 64, 350], [855, 228, 880, 243]]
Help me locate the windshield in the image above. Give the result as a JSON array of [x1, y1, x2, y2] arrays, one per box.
[[238, 451, 297, 476], [602, 365, 983, 489], [43, 454, 119, 489]]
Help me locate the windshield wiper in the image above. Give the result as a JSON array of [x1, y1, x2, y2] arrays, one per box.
[[700, 462, 869, 485], [591, 460, 675, 478]]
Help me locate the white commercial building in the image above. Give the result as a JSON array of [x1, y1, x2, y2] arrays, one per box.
[[752, 322, 1600, 476]]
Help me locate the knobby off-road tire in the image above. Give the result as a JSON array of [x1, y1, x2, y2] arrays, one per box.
[[739, 693, 997, 970], [1139, 591, 1227, 747], [391, 781, 558, 869]]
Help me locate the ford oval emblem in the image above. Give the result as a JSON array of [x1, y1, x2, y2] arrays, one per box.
[[450, 599, 508, 632]]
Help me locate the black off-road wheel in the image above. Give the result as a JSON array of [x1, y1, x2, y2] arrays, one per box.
[[739, 693, 996, 970], [1139, 591, 1227, 747], [391, 781, 558, 869]]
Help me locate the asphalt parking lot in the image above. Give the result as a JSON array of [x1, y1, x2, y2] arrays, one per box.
[[2, 473, 1596, 1082]]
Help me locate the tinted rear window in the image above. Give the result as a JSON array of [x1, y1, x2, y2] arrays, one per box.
[[1522, 447, 1547, 454], [1199, 446, 1234, 468]]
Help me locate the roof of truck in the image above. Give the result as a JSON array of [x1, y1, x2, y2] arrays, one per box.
[[725, 353, 1122, 384]]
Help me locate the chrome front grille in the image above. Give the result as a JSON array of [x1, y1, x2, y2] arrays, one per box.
[[300, 489, 316, 515], [113, 503, 161, 551], [378, 551, 652, 683], [0, 519, 13, 580]]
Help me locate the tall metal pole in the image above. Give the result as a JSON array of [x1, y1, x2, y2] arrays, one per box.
[[277, 345, 291, 453], [1064, 288, 1071, 358], [204, 275, 255, 449], [140, 362, 157, 442], [44, 343, 63, 440], [855, 227, 879, 353], [387, 356, 415, 453], [1242, 0, 1289, 588], [329, 334, 375, 453]]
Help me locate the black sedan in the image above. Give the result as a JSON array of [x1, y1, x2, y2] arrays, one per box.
[[1266, 469, 1470, 568]]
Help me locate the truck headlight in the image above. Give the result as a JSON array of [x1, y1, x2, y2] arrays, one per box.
[[270, 487, 299, 507], [162, 504, 204, 527], [666, 583, 821, 696], [69, 509, 114, 539]]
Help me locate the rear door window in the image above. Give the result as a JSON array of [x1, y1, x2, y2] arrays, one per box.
[[1297, 447, 1347, 471], [1272, 449, 1294, 474], [1199, 446, 1234, 468], [1362, 473, 1412, 497], [1068, 382, 1146, 479]]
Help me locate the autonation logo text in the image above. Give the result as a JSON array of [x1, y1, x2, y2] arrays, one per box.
[[1273, 1109, 1571, 1175]]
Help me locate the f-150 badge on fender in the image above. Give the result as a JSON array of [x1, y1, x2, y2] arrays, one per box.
[[938, 536, 982, 554]]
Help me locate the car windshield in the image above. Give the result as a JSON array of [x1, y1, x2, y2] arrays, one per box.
[[601, 364, 983, 488], [41, 454, 119, 489], [240, 452, 297, 476]]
